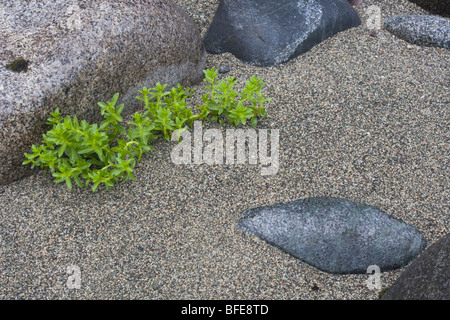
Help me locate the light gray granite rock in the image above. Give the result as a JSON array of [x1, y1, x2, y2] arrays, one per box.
[[383, 15, 450, 48], [204, 0, 361, 66], [0, 0, 206, 185], [381, 233, 449, 300], [237, 197, 427, 274]]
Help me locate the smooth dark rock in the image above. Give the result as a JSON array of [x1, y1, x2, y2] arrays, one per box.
[[407, 0, 450, 18], [381, 233, 449, 300], [383, 15, 450, 49], [204, 0, 361, 66], [237, 197, 427, 274]]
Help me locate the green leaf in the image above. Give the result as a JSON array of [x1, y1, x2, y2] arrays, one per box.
[[57, 143, 67, 157], [251, 116, 258, 128], [97, 101, 108, 109], [73, 175, 84, 188], [229, 105, 254, 126], [78, 147, 94, 155], [92, 180, 101, 192], [65, 177, 73, 190], [116, 103, 124, 116], [110, 92, 119, 107]]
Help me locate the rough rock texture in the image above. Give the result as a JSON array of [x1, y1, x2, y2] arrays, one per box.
[[0, 0, 206, 185], [407, 0, 450, 18], [381, 233, 450, 300], [204, 0, 361, 66], [383, 15, 450, 49], [237, 197, 427, 274]]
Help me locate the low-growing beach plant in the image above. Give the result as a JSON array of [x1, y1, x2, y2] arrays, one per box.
[[202, 67, 270, 127], [22, 68, 271, 192]]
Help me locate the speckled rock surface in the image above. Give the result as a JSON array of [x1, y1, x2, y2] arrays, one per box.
[[238, 197, 427, 274], [383, 15, 450, 49], [204, 0, 361, 66], [381, 233, 449, 300], [0, 0, 206, 185], [407, 0, 450, 17]]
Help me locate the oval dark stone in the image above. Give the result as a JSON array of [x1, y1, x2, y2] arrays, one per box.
[[237, 197, 427, 274]]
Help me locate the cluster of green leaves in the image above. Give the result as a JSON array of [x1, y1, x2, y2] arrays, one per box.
[[135, 83, 196, 141], [23, 94, 147, 192], [23, 68, 271, 192], [201, 68, 271, 127]]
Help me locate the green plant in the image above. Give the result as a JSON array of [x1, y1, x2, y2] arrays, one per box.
[[201, 67, 271, 127], [23, 68, 271, 192], [135, 83, 195, 140], [23, 93, 148, 192]]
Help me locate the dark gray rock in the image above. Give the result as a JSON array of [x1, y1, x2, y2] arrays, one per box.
[[407, 0, 450, 18], [0, 0, 206, 185], [204, 0, 361, 67], [237, 197, 427, 274], [381, 233, 450, 300], [218, 65, 231, 74], [383, 15, 450, 49], [348, 0, 364, 7]]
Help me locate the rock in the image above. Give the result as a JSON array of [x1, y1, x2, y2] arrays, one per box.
[[348, 0, 364, 7], [381, 233, 450, 300], [407, 0, 450, 18], [0, 0, 206, 185], [204, 0, 361, 67], [237, 197, 427, 274], [218, 65, 231, 74], [383, 15, 450, 49]]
